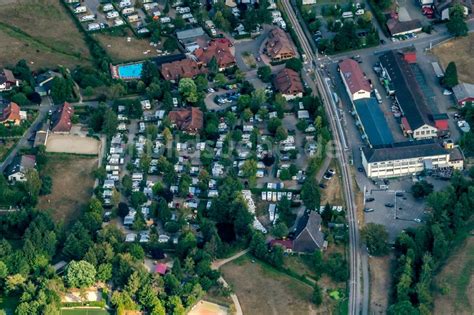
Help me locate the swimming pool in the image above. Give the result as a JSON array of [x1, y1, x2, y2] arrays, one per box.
[[116, 62, 143, 80]]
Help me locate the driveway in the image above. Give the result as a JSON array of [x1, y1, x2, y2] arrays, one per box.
[[234, 25, 271, 71]]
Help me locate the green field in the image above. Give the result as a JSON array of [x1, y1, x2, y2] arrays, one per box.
[[60, 309, 111, 315]]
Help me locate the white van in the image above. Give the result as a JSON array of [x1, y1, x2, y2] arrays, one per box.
[[355, 9, 365, 15], [74, 6, 87, 14], [374, 88, 382, 104], [114, 18, 125, 26], [119, 0, 132, 8], [106, 11, 119, 19], [342, 11, 354, 19], [87, 23, 100, 31], [160, 16, 171, 23], [122, 7, 135, 15]]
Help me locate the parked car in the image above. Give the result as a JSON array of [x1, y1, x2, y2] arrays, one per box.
[[364, 208, 374, 213], [385, 203, 394, 208], [443, 89, 453, 95], [365, 197, 375, 202]]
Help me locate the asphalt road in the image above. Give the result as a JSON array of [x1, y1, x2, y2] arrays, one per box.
[[281, 1, 367, 314], [0, 97, 53, 173]]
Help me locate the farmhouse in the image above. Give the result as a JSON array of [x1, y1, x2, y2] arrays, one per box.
[[264, 28, 296, 62], [379, 50, 438, 140], [160, 58, 206, 82], [452, 82, 474, 106], [0, 102, 23, 126], [0, 69, 19, 92], [51, 102, 74, 134], [292, 211, 326, 252], [168, 107, 203, 134], [338, 59, 371, 101], [194, 39, 236, 71], [361, 140, 456, 178], [5, 155, 36, 183], [273, 68, 303, 100]]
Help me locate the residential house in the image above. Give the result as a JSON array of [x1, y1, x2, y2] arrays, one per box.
[[160, 58, 207, 82], [194, 39, 236, 71], [168, 107, 203, 134], [379, 50, 438, 140], [176, 27, 206, 52], [269, 239, 293, 253], [273, 68, 303, 100], [452, 82, 474, 106], [338, 59, 371, 101], [435, 0, 472, 20], [5, 155, 36, 182], [35, 71, 61, 96], [386, 18, 423, 37], [51, 102, 74, 134], [0, 69, 19, 92], [0, 102, 22, 126], [361, 140, 452, 178], [264, 28, 296, 62], [292, 211, 326, 253], [34, 120, 50, 147]]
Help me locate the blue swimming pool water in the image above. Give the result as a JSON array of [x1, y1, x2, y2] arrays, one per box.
[[117, 63, 143, 79]]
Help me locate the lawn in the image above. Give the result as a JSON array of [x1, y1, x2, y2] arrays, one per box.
[[0, 140, 16, 162], [433, 236, 474, 315], [37, 154, 98, 226], [221, 255, 330, 314], [0, 0, 91, 69], [60, 308, 110, 315], [433, 33, 474, 84], [93, 32, 157, 63]]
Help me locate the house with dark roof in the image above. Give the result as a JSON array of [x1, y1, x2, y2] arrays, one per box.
[[338, 59, 371, 101], [264, 28, 296, 62], [0, 69, 19, 92], [160, 58, 207, 82], [361, 140, 451, 178], [168, 107, 203, 134], [1, 102, 22, 126], [5, 155, 36, 182], [353, 98, 394, 146], [435, 0, 472, 20], [194, 39, 236, 71], [51, 102, 74, 134], [379, 50, 438, 140], [386, 18, 422, 37], [35, 71, 61, 96], [452, 82, 474, 106], [273, 68, 303, 100], [292, 211, 325, 253]]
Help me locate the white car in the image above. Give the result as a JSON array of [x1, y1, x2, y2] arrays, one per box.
[[207, 88, 215, 93], [443, 89, 453, 95]]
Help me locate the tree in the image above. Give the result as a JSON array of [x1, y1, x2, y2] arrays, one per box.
[[163, 37, 178, 52], [275, 126, 288, 142], [51, 77, 71, 104], [214, 73, 227, 87], [103, 108, 118, 138], [257, 65, 272, 82], [208, 56, 218, 74], [64, 260, 96, 288], [301, 177, 320, 210], [267, 117, 282, 134], [178, 78, 198, 103], [272, 222, 289, 238], [442, 62, 459, 88], [411, 180, 434, 198], [312, 283, 323, 305], [361, 223, 389, 256], [285, 58, 303, 72], [241, 159, 257, 178], [11, 93, 29, 106], [141, 60, 159, 86], [447, 3, 468, 37]]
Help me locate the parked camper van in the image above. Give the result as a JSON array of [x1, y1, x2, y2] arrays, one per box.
[[74, 6, 87, 14], [342, 11, 354, 18], [80, 14, 95, 22], [87, 22, 100, 31]]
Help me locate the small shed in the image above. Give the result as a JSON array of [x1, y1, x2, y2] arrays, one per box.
[[155, 263, 168, 275]]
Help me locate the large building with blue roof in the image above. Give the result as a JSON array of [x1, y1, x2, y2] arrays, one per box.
[[353, 98, 394, 146]]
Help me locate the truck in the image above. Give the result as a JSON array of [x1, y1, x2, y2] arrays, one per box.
[[374, 88, 382, 104], [74, 6, 87, 14]]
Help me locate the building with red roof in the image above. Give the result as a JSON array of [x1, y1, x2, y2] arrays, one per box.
[[51, 102, 74, 134], [273, 68, 303, 100], [160, 58, 207, 82], [338, 59, 371, 101], [194, 40, 236, 71], [264, 28, 296, 62], [168, 107, 203, 134], [1, 102, 22, 126], [269, 239, 293, 253], [0, 69, 19, 92], [155, 263, 168, 275]]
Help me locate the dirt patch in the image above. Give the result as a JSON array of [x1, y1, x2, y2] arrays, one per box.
[[38, 155, 97, 225], [93, 32, 158, 63], [432, 34, 474, 84], [46, 134, 100, 155], [241, 53, 257, 68], [188, 300, 229, 315], [0, 0, 90, 69], [320, 161, 344, 206], [434, 236, 474, 315], [221, 255, 318, 315], [369, 255, 392, 314]]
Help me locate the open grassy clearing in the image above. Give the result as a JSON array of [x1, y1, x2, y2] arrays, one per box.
[[320, 160, 344, 206], [93, 32, 156, 63], [0, 0, 90, 69], [369, 255, 392, 313], [0, 139, 16, 162], [433, 236, 474, 315], [38, 154, 97, 226], [433, 33, 474, 84]]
